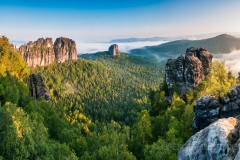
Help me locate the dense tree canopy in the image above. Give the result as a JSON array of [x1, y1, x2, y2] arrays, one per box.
[[0, 35, 238, 159]]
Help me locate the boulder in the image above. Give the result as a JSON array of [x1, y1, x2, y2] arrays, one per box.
[[178, 117, 240, 160]]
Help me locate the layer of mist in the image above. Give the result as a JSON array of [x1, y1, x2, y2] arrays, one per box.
[[10, 36, 240, 78], [214, 50, 240, 77], [76, 41, 168, 54]]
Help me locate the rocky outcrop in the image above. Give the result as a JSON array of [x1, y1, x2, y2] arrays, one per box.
[[193, 85, 240, 133], [108, 44, 120, 56], [165, 47, 212, 103], [18, 37, 77, 67], [178, 117, 240, 160], [29, 73, 50, 101], [54, 37, 77, 63]]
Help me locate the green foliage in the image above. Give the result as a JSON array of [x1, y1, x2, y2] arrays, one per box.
[[0, 102, 77, 159], [144, 138, 179, 160], [149, 79, 168, 116], [1, 35, 238, 159], [0, 36, 29, 79], [147, 60, 237, 158], [130, 110, 152, 159], [33, 54, 164, 126]]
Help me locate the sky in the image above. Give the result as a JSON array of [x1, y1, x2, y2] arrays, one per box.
[[1, 0, 240, 42]]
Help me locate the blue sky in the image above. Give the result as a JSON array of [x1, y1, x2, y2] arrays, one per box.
[[1, 0, 240, 42]]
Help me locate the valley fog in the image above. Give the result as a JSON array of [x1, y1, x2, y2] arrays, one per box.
[[214, 50, 240, 77], [10, 38, 240, 77], [76, 40, 168, 54]]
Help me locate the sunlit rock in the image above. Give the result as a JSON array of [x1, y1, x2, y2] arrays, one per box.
[[18, 37, 77, 67], [178, 117, 240, 160]]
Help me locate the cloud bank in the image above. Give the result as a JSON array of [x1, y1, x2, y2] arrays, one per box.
[[214, 50, 240, 77], [76, 41, 168, 54]]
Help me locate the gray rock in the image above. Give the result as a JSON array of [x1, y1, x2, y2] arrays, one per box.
[[184, 52, 204, 90], [165, 47, 212, 103], [175, 55, 186, 98], [193, 85, 240, 133], [178, 117, 240, 160], [29, 73, 50, 101], [193, 95, 220, 132]]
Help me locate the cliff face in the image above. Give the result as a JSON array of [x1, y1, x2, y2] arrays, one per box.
[[29, 73, 50, 101], [165, 47, 212, 103], [18, 37, 77, 67], [54, 37, 77, 63], [108, 44, 120, 56]]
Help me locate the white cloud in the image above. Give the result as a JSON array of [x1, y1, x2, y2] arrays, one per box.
[[214, 50, 240, 77], [76, 41, 168, 54]]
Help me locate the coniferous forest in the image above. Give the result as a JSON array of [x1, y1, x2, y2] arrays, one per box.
[[0, 35, 239, 160]]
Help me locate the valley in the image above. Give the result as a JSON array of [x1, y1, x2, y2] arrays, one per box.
[[0, 32, 240, 159]]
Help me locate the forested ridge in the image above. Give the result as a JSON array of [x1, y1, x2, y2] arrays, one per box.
[[0, 36, 239, 159], [130, 34, 240, 58]]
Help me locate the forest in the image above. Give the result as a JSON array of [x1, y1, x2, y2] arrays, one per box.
[[0, 36, 239, 159]]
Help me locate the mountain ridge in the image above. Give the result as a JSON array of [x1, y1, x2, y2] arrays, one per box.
[[130, 34, 240, 58]]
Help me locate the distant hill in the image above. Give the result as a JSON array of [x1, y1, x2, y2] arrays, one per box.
[[130, 34, 240, 58], [110, 37, 168, 43], [80, 51, 161, 66]]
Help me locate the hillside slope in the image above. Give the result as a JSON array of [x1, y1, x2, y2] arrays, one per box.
[[130, 34, 240, 58], [34, 53, 164, 126]]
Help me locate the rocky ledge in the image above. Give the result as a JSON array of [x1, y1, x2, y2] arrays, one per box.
[[18, 37, 77, 67], [165, 47, 212, 103]]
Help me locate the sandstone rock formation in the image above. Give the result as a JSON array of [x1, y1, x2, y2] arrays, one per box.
[[193, 85, 240, 133], [18, 37, 77, 67], [178, 117, 240, 160], [165, 47, 212, 103], [108, 44, 120, 56], [29, 73, 50, 101], [54, 37, 77, 63]]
